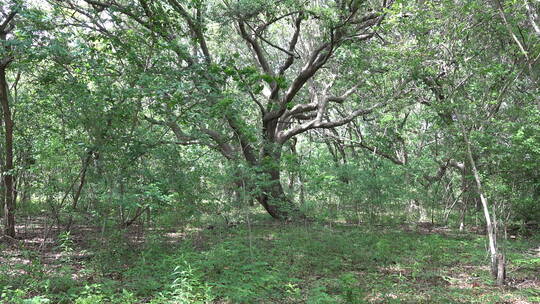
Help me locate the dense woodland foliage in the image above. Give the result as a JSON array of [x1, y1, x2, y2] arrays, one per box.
[[0, 0, 539, 303]]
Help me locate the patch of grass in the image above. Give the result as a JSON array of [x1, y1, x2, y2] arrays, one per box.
[[1, 222, 539, 303]]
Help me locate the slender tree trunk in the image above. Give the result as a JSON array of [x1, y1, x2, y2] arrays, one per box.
[[231, 168, 253, 207], [299, 169, 305, 208], [459, 168, 470, 231], [524, 0, 540, 36], [0, 67, 15, 238], [459, 200, 466, 231], [123, 206, 149, 228], [66, 152, 92, 230], [462, 129, 504, 284]]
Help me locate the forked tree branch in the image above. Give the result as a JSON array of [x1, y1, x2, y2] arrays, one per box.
[[277, 102, 384, 143], [0, 11, 17, 33]]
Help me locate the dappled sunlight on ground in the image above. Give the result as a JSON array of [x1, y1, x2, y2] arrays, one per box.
[[2, 220, 539, 303]]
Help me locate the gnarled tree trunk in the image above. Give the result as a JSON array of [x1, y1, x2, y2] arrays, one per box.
[[254, 137, 300, 220], [256, 161, 295, 219]]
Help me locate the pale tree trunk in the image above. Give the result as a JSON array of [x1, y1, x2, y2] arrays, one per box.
[[524, 0, 540, 36], [462, 128, 505, 285]]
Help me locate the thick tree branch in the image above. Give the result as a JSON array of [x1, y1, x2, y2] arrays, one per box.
[[325, 84, 359, 103], [277, 102, 384, 143], [278, 82, 358, 135], [226, 116, 258, 165], [0, 11, 17, 33], [167, 0, 212, 64], [278, 12, 303, 76], [200, 128, 236, 159], [271, 11, 385, 123], [144, 115, 236, 159], [269, 42, 333, 123], [283, 102, 318, 119], [292, 112, 318, 120], [238, 21, 273, 76]]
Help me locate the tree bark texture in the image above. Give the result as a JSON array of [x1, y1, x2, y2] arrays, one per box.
[[254, 140, 299, 220], [1, 9, 17, 238], [0, 67, 15, 238]]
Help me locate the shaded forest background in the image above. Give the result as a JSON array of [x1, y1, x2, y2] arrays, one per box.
[[0, 0, 539, 303]]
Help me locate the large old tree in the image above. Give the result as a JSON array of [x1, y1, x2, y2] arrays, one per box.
[[56, 0, 396, 219]]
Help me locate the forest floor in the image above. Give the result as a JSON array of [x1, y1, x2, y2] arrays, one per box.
[[1, 216, 539, 303]]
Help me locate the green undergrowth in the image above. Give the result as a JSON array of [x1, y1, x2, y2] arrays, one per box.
[[1, 222, 539, 303]]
